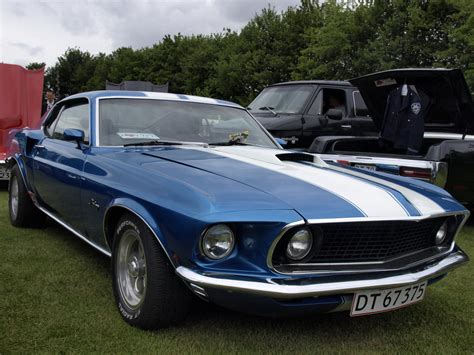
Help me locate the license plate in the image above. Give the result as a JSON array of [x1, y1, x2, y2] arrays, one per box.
[[353, 164, 376, 171], [0, 166, 10, 180], [350, 281, 427, 316]]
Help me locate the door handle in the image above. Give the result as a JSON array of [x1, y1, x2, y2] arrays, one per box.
[[34, 145, 45, 149], [341, 125, 352, 130]]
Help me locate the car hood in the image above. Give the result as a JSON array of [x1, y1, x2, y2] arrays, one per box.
[[350, 68, 473, 134], [132, 145, 461, 220]]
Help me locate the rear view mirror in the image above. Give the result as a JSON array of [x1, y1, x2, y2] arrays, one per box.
[[326, 109, 343, 120]]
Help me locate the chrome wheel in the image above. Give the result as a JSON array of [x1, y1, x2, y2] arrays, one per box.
[[116, 229, 147, 310], [10, 176, 19, 220]]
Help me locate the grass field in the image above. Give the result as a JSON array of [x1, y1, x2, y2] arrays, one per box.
[[1, 185, 473, 354]]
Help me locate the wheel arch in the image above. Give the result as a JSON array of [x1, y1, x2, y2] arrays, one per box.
[[6, 156, 30, 192], [103, 201, 177, 267]]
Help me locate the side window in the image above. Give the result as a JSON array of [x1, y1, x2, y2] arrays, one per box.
[[353, 91, 369, 117], [307, 91, 323, 115], [45, 107, 62, 136], [52, 103, 90, 143], [322, 89, 347, 116]]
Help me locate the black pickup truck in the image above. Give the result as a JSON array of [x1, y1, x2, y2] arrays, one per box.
[[250, 69, 474, 209], [247, 80, 377, 148]]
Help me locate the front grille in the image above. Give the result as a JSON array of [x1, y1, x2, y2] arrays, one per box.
[[272, 217, 449, 266]]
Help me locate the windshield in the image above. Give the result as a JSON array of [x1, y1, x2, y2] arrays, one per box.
[[248, 85, 315, 114], [98, 98, 278, 148]]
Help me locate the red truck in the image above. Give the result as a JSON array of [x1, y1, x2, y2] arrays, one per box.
[[0, 63, 44, 180]]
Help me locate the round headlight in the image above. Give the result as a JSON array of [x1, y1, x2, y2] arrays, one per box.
[[435, 221, 448, 245], [201, 224, 235, 259], [286, 228, 313, 261]]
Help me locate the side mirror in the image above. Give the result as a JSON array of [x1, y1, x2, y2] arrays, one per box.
[[63, 128, 85, 147], [275, 137, 287, 146], [326, 109, 343, 120]]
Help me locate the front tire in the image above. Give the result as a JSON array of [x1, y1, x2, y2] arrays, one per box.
[[9, 164, 45, 228], [112, 213, 192, 329]]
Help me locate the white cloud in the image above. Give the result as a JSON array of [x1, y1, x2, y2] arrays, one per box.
[[0, 0, 300, 68]]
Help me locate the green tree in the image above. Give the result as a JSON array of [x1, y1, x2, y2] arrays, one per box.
[[45, 48, 98, 97], [366, 0, 459, 70], [26, 62, 46, 70], [294, 1, 378, 80], [436, 0, 474, 90]]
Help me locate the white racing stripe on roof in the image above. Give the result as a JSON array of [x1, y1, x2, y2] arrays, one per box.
[[206, 146, 409, 218], [328, 164, 445, 215]]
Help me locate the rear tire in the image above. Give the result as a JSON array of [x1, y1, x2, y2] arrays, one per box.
[[112, 213, 192, 329], [9, 165, 45, 228]]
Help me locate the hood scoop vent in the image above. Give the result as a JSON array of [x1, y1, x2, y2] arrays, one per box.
[[276, 152, 317, 163], [276, 152, 328, 167]]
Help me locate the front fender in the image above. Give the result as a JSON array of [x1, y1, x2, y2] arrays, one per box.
[[105, 197, 303, 276]]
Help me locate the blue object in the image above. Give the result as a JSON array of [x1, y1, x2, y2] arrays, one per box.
[[63, 128, 85, 142], [275, 137, 287, 146], [10, 90, 470, 319]]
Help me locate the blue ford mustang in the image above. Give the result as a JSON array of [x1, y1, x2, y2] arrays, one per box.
[[8, 91, 470, 329]]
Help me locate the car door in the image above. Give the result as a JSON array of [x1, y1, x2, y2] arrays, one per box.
[[32, 99, 90, 231]]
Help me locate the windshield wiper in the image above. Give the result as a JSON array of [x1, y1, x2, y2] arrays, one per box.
[[258, 106, 277, 116], [124, 140, 183, 147], [208, 141, 252, 146], [208, 131, 253, 146]]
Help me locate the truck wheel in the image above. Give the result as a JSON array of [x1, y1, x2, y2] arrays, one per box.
[[9, 165, 45, 228], [112, 213, 192, 329]]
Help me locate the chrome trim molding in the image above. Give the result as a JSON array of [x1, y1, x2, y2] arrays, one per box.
[[41, 97, 91, 142], [36, 205, 111, 257], [265, 220, 306, 273], [176, 249, 468, 299], [282, 244, 455, 272], [276, 250, 458, 276], [102, 204, 178, 268], [267, 211, 470, 275], [318, 153, 438, 169], [305, 211, 469, 225], [423, 132, 474, 140]]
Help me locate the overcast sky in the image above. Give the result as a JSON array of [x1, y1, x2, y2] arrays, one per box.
[[1, 0, 301, 68]]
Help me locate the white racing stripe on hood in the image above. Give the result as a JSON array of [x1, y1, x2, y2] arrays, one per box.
[[206, 146, 409, 218], [327, 164, 445, 215]]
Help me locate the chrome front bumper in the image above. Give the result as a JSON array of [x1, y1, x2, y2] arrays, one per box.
[[176, 249, 468, 299], [0, 160, 10, 181]]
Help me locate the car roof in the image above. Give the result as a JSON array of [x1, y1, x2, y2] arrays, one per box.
[[62, 90, 243, 109], [268, 80, 353, 87]]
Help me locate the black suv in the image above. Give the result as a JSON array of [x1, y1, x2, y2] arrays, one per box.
[[248, 80, 377, 148]]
